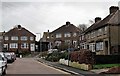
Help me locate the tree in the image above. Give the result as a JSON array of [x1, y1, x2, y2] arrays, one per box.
[[77, 24, 87, 32]]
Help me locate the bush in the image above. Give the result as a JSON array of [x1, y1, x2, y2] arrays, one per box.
[[70, 49, 95, 64], [45, 51, 68, 62]]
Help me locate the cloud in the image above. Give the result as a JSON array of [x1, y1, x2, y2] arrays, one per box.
[[1, 2, 118, 40]]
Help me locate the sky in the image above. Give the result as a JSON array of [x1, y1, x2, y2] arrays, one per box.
[[0, 0, 120, 41]]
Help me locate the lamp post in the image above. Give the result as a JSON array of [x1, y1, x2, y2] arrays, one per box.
[[36, 33, 41, 52]]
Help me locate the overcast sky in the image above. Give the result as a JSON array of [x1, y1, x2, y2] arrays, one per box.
[[0, 0, 120, 41]]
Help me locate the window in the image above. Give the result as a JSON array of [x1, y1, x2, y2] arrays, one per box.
[[64, 32, 71, 37], [96, 42, 103, 51], [30, 37, 34, 41], [4, 44, 8, 49], [98, 29, 102, 36], [73, 33, 77, 37], [65, 40, 71, 44], [56, 33, 62, 38], [89, 43, 95, 52], [10, 43, 18, 48], [21, 36, 27, 41], [0, 36, 3, 40], [104, 26, 107, 34], [5, 36, 8, 40], [11, 36, 18, 40], [55, 41, 61, 46], [21, 43, 28, 48]]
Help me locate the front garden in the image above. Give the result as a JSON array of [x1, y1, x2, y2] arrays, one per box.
[[41, 49, 120, 73]]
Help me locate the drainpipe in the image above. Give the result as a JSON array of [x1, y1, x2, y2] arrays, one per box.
[[108, 24, 111, 55]]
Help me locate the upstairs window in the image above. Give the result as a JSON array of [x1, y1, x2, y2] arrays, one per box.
[[104, 26, 107, 34], [30, 37, 34, 41], [5, 36, 8, 40], [56, 33, 62, 38], [21, 36, 27, 41], [73, 33, 77, 37], [64, 32, 71, 37], [11, 36, 18, 40], [0, 36, 3, 40]]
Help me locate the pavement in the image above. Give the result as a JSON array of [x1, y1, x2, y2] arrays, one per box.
[[36, 58, 105, 76]]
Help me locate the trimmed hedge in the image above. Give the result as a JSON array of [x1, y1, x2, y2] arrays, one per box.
[[94, 55, 120, 64]]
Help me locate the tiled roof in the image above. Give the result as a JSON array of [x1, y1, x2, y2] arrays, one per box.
[[0, 32, 3, 36], [85, 10, 120, 33], [50, 23, 81, 34]]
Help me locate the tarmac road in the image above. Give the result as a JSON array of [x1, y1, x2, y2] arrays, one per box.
[[6, 58, 70, 75]]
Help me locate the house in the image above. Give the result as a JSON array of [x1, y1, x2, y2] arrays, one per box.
[[3, 25, 36, 54], [46, 21, 81, 51], [0, 32, 4, 51], [82, 6, 120, 55]]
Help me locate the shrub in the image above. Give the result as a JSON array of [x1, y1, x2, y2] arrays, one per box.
[[45, 51, 68, 62], [70, 49, 95, 64]]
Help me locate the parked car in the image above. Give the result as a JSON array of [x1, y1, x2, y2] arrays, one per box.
[[0, 55, 6, 76], [0, 52, 7, 67], [10, 52, 16, 61], [4, 52, 14, 63]]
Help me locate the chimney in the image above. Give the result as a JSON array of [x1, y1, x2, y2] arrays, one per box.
[[66, 21, 70, 25], [109, 6, 119, 14], [18, 25, 21, 29], [48, 30, 49, 32], [95, 17, 101, 23]]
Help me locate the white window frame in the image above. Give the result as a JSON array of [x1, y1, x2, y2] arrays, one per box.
[[21, 43, 29, 49], [73, 33, 77, 37], [11, 36, 18, 40], [56, 33, 62, 38], [5, 36, 8, 40], [21, 36, 27, 41], [96, 42, 103, 51], [30, 36, 34, 41], [10, 43, 18, 48], [104, 26, 107, 34], [64, 32, 71, 37], [4, 44, 8, 49]]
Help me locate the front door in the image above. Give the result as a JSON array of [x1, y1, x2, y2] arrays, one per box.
[[30, 43, 35, 52]]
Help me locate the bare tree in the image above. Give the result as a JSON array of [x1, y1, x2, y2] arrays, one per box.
[[77, 24, 87, 32]]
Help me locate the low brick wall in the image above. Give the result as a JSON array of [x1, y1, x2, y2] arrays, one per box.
[[59, 59, 93, 70]]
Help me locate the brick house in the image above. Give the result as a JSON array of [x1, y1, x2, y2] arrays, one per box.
[[0, 32, 4, 51], [46, 22, 81, 51], [81, 6, 120, 55], [3, 25, 36, 53]]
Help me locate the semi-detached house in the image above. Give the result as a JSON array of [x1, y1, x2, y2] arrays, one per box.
[[3, 25, 36, 53], [80, 6, 120, 55]]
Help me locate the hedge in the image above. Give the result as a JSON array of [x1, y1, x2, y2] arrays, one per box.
[[94, 55, 120, 64]]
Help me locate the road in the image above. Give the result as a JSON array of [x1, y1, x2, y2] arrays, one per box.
[[6, 58, 70, 75]]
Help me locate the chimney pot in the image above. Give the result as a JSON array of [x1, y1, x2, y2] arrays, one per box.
[[95, 17, 101, 23], [109, 6, 119, 14], [66, 21, 70, 25]]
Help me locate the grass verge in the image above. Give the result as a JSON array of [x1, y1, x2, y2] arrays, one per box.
[[93, 64, 120, 69]]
